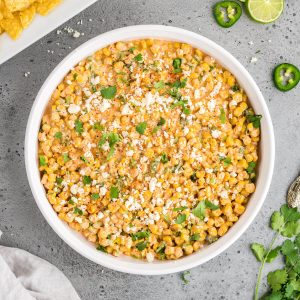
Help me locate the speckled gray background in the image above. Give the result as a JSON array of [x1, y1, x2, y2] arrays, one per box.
[[0, 0, 299, 299]]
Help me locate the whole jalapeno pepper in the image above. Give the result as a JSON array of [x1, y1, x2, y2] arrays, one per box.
[[213, 1, 242, 28]]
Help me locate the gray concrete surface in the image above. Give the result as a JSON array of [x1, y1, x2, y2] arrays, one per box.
[[0, 0, 300, 299]]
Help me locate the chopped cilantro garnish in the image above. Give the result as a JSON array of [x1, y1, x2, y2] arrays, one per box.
[[96, 245, 107, 253], [136, 122, 147, 134], [91, 193, 99, 200], [73, 73, 78, 80], [173, 206, 188, 212], [204, 200, 219, 210], [74, 207, 83, 215], [246, 114, 262, 128], [101, 86, 117, 99], [80, 156, 88, 163], [171, 98, 190, 115], [163, 214, 171, 224], [134, 53, 143, 62], [192, 201, 206, 220], [157, 117, 166, 126], [131, 230, 150, 241], [62, 153, 70, 163], [219, 156, 231, 166], [156, 242, 166, 254], [110, 186, 119, 199], [39, 155, 47, 166], [247, 161, 256, 174], [175, 213, 186, 224], [220, 108, 226, 124], [154, 81, 165, 90], [190, 233, 200, 241], [136, 241, 147, 251], [98, 132, 121, 159], [161, 153, 169, 164], [54, 132, 62, 139], [56, 177, 63, 185], [75, 119, 83, 134], [231, 85, 239, 92], [93, 122, 104, 131], [68, 199, 75, 205], [82, 175, 92, 185], [171, 78, 187, 88], [173, 58, 182, 73], [128, 47, 136, 53]]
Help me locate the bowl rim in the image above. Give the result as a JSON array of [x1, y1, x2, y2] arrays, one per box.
[[25, 25, 275, 275]]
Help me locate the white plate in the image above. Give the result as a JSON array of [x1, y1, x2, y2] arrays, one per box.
[[0, 0, 98, 65], [25, 25, 275, 275]]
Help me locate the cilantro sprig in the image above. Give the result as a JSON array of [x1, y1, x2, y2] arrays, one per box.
[[251, 204, 300, 300]]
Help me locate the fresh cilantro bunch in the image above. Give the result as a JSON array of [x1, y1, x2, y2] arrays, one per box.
[[251, 204, 300, 300]]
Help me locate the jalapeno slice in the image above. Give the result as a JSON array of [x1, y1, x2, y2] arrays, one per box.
[[273, 63, 300, 92], [213, 1, 242, 28]]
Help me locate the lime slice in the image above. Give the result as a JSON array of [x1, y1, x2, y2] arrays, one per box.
[[247, 0, 284, 23]]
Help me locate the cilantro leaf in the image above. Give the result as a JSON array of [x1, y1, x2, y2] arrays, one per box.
[[93, 122, 104, 131], [267, 269, 288, 292], [75, 119, 83, 134], [161, 153, 169, 164], [56, 177, 63, 185], [220, 156, 231, 166], [154, 81, 165, 90], [270, 211, 285, 232], [173, 58, 182, 73], [39, 155, 47, 166], [266, 246, 281, 263], [136, 241, 147, 251], [280, 205, 300, 222], [175, 214, 186, 224], [246, 114, 262, 128], [190, 233, 200, 241], [91, 193, 99, 200], [131, 230, 150, 241], [54, 132, 62, 139], [74, 207, 83, 215], [101, 86, 117, 99], [204, 200, 219, 210], [134, 53, 143, 62], [110, 186, 119, 199], [83, 175, 92, 185], [251, 243, 266, 262], [281, 221, 300, 238], [80, 156, 88, 163], [173, 206, 188, 212], [136, 122, 147, 134], [62, 153, 70, 163], [220, 108, 226, 124], [157, 117, 166, 126], [192, 201, 206, 220], [246, 161, 256, 174], [96, 245, 107, 253]]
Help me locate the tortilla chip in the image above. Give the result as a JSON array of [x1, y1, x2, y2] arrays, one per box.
[[0, 1, 14, 18], [0, 16, 23, 39], [36, 0, 62, 16], [3, 0, 34, 12], [19, 4, 36, 28]]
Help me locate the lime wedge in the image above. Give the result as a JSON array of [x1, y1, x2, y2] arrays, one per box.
[[247, 0, 284, 23]]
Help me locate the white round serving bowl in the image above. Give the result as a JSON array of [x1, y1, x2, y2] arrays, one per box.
[[25, 25, 275, 275]]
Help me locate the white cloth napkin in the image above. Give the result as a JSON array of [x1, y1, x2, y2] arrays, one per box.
[[0, 243, 81, 300]]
